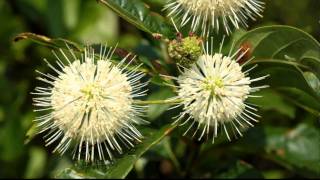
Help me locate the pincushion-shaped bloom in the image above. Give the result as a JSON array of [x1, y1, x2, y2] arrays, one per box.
[[32, 46, 148, 162], [170, 42, 268, 142], [164, 0, 265, 36]]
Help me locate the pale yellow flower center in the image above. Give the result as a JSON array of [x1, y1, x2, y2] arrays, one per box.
[[202, 76, 224, 95], [80, 83, 102, 100]]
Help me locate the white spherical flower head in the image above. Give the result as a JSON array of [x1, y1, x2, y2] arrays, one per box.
[[32, 46, 148, 162], [164, 0, 264, 35], [179, 54, 250, 122], [172, 42, 268, 142]]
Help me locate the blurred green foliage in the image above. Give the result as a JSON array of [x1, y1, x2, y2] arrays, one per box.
[[0, 0, 320, 178]]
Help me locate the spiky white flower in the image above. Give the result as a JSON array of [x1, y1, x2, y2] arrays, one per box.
[[164, 0, 265, 36], [32, 45, 148, 162], [169, 39, 268, 142]]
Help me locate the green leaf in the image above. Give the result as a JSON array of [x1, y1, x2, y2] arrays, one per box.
[[265, 123, 320, 177], [236, 25, 320, 83], [248, 89, 296, 118], [304, 71, 320, 97], [236, 25, 320, 61], [97, 0, 175, 38], [235, 123, 320, 177], [216, 161, 264, 179], [235, 25, 320, 114], [55, 124, 176, 179], [277, 87, 320, 116]]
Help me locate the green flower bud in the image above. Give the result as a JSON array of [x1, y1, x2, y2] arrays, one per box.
[[168, 36, 202, 68]]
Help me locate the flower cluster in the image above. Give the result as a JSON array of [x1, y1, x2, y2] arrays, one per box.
[[31, 0, 268, 163], [33, 46, 148, 162], [169, 41, 268, 141]]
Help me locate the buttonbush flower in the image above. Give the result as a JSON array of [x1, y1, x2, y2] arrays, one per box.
[[164, 0, 265, 36], [169, 39, 268, 142], [32, 45, 148, 162]]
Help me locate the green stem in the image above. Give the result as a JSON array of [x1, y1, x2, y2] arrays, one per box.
[[133, 99, 182, 105], [161, 41, 171, 64], [163, 138, 182, 174]]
